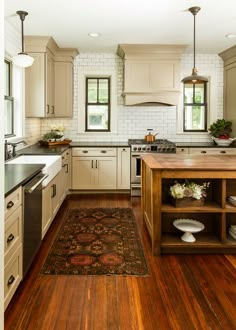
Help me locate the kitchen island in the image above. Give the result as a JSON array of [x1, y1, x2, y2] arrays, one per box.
[[141, 154, 236, 255]]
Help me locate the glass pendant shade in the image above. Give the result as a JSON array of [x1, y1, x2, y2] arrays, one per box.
[[12, 52, 34, 68], [12, 10, 34, 68], [182, 6, 208, 84]]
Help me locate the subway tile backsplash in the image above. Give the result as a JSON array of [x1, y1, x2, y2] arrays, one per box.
[[26, 52, 223, 144]]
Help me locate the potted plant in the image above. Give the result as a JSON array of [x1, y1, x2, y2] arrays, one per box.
[[208, 119, 235, 146], [170, 180, 210, 207]]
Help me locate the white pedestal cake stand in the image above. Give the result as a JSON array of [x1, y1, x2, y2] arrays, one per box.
[[173, 219, 205, 242]]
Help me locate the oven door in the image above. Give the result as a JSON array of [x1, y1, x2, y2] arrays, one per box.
[[131, 153, 141, 183]]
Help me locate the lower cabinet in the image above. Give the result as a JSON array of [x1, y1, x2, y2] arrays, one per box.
[[4, 187, 23, 310], [42, 168, 64, 239], [177, 147, 236, 155], [72, 156, 117, 189], [71, 147, 131, 190]]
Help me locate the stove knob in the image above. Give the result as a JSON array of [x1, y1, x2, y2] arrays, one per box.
[[133, 147, 137, 151], [147, 147, 150, 151], [138, 147, 141, 151], [142, 147, 146, 151]]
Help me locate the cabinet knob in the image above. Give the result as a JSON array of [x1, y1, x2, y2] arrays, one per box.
[[101, 150, 107, 153], [7, 233, 15, 243], [82, 150, 88, 153], [7, 275, 15, 286], [7, 201, 14, 209], [220, 151, 226, 154], [201, 151, 207, 154]]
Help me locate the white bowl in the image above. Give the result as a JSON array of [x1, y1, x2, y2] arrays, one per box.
[[212, 137, 236, 146]]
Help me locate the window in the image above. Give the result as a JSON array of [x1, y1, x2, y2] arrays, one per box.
[[85, 77, 110, 131], [4, 60, 14, 137], [183, 82, 207, 132]]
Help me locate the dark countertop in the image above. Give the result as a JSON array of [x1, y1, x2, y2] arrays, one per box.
[[17, 143, 69, 155], [176, 142, 236, 148], [70, 141, 130, 147], [5, 164, 45, 197]]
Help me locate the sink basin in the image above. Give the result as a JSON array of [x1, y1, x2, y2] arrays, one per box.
[[7, 155, 62, 186]]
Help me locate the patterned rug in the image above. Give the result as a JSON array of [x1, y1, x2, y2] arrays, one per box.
[[41, 208, 149, 276]]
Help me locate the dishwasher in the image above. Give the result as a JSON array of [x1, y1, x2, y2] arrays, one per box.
[[23, 172, 48, 277]]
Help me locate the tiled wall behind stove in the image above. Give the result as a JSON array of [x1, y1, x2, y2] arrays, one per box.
[[35, 52, 223, 143]]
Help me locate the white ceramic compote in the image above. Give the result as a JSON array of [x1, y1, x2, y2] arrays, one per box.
[[173, 219, 205, 242]]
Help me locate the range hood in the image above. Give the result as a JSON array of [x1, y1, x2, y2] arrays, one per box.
[[117, 44, 186, 106]]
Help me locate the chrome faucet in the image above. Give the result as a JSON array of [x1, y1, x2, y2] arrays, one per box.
[[5, 140, 27, 160]]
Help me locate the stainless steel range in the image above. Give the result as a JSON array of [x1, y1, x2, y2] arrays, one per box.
[[128, 139, 176, 196]]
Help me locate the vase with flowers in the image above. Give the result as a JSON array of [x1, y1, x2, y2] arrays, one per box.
[[170, 180, 210, 207]]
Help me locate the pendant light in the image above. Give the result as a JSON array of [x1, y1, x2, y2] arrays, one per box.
[[182, 6, 208, 84], [12, 11, 34, 68]]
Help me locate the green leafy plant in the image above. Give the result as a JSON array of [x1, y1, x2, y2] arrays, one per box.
[[42, 131, 63, 141], [208, 119, 232, 139]]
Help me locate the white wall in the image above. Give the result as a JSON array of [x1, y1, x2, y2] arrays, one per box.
[[40, 52, 224, 143]]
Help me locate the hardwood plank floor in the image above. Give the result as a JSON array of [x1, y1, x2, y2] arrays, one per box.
[[4, 194, 236, 330]]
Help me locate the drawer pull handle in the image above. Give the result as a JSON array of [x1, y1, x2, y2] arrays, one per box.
[[201, 151, 207, 154], [220, 151, 226, 154], [7, 201, 14, 209], [7, 275, 15, 286], [82, 150, 88, 153], [7, 234, 15, 243], [101, 150, 107, 153]]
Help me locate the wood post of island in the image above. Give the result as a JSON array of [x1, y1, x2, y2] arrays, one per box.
[[141, 153, 236, 255]]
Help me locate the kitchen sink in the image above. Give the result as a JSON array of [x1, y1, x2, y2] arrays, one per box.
[[7, 155, 62, 186]]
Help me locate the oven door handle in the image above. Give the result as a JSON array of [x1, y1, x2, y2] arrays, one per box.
[[131, 154, 141, 158]]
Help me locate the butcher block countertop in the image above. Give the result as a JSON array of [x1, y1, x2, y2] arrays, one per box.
[[141, 153, 236, 171]]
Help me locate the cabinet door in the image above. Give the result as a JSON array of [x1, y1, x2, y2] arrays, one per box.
[[72, 157, 94, 189], [42, 184, 52, 239], [51, 172, 63, 218], [117, 148, 130, 189], [94, 157, 116, 189], [46, 54, 55, 117], [25, 53, 45, 117], [55, 62, 73, 117], [224, 62, 236, 136]]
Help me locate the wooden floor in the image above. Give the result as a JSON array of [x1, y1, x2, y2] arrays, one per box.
[[4, 194, 236, 330]]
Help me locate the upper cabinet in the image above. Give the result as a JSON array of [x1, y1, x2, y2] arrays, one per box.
[[25, 36, 78, 118], [117, 44, 186, 106], [219, 45, 236, 136]]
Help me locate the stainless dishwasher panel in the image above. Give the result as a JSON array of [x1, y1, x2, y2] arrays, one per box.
[[23, 172, 48, 277]]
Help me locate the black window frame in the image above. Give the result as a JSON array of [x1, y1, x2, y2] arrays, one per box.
[[183, 82, 208, 132], [85, 77, 111, 132], [4, 59, 15, 137]]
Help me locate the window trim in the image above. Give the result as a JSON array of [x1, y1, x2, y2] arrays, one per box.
[[183, 82, 208, 133], [85, 77, 111, 132], [4, 59, 15, 138]]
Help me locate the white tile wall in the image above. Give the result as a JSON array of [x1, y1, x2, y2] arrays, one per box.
[[29, 52, 224, 143]]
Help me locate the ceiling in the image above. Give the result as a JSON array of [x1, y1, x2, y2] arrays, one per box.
[[4, 0, 236, 54]]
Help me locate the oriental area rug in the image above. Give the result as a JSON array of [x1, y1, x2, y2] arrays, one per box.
[[41, 208, 149, 276]]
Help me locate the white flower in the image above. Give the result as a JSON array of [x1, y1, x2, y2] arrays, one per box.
[[170, 181, 210, 200]]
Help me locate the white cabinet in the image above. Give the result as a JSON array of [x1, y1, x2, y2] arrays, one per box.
[[4, 187, 23, 310], [42, 162, 67, 239], [117, 147, 130, 189], [25, 36, 78, 118], [25, 52, 55, 118], [54, 62, 73, 117], [189, 148, 236, 155], [72, 148, 117, 190], [219, 45, 236, 136]]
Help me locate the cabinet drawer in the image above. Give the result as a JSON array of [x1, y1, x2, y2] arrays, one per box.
[[61, 149, 71, 163], [189, 148, 236, 155], [5, 206, 22, 263], [5, 187, 22, 219], [72, 147, 117, 157], [4, 244, 22, 310]]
